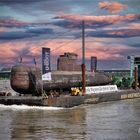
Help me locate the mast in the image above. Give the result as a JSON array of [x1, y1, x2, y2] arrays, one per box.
[[82, 20, 86, 95]]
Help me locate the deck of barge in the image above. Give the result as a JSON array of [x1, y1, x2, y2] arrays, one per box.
[[0, 89, 140, 108]]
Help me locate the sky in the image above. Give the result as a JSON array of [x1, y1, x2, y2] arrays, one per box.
[[0, 0, 140, 70]]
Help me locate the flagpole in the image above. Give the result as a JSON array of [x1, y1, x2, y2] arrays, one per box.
[[19, 55, 22, 64], [41, 48, 44, 95], [33, 57, 39, 94]]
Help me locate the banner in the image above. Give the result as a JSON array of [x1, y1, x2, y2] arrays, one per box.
[[42, 48, 51, 80], [86, 85, 118, 94]]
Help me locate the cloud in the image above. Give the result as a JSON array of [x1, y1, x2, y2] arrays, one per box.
[[53, 19, 140, 39], [87, 29, 140, 38], [0, 41, 40, 66], [0, 17, 50, 28], [85, 42, 129, 60], [0, 27, 53, 40], [53, 19, 111, 29], [0, 0, 46, 4], [0, 37, 139, 69], [0, 17, 29, 28], [54, 13, 140, 38], [55, 13, 140, 29], [105, 29, 140, 38], [131, 43, 140, 48], [0, 31, 36, 40], [102, 22, 140, 31], [0, 27, 8, 32], [99, 2, 128, 14], [0, 17, 56, 40], [27, 27, 53, 34], [124, 23, 140, 30]]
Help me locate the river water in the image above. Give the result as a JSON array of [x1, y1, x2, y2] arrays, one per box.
[[0, 98, 140, 140]]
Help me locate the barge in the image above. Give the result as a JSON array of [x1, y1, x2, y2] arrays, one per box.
[[0, 89, 140, 108], [0, 64, 139, 108]]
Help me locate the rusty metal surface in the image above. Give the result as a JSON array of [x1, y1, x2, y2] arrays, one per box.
[[10, 65, 41, 94], [0, 95, 85, 107], [0, 89, 140, 107]]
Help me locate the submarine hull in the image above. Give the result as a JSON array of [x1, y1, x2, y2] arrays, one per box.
[[10, 65, 113, 94], [10, 65, 41, 94]]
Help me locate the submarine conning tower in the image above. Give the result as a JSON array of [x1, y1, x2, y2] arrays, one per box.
[[57, 52, 81, 71]]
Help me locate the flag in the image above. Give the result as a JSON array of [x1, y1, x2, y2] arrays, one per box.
[[42, 48, 51, 81]]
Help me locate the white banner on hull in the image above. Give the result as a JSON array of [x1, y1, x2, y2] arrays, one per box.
[[42, 72, 52, 81], [86, 85, 118, 94]]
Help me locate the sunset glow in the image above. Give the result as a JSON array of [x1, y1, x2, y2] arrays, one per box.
[[0, 0, 140, 70]]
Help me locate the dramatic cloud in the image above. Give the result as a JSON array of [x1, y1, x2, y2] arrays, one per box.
[[0, 41, 41, 66], [0, 37, 139, 69], [0, 17, 56, 40], [53, 19, 111, 29], [55, 13, 140, 28], [0, 17, 54, 40], [0, 27, 8, 32], [105, 29, 140, 38], [0, 0, 46, 4], [129, 23, 140, 29], [0, 31, 35, 40], [0, 28, 53, 40], [0, 17, 29, 28], [103, 23, 140, 30], [99, 2, 128, 14], [0, 0, 140, 69], [87, 29, 140, 38], [131, 44, 140, 48], [0, 17, 52, 29]]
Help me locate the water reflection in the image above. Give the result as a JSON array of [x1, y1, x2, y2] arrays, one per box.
[[85, 99, 140, 140], [10, 107, 86, 140], [0, 99, 140, 140]]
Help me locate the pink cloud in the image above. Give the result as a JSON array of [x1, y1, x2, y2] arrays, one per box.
[[0, 37, 137, 68], [56, 13, 140, 25], [126, 23, 140, 30], [0, 18, 28, 27], [86, 43, 130, 60], [106, 29, 140, 37], [102, 22, 140, 31], [35, 38, 134, 61], [0, 27, 8, 32], [0, 41, 34, 66], [99, 2, 128, 14]]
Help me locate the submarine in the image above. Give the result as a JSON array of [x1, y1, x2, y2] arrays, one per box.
[[10, 65, 113, 95]]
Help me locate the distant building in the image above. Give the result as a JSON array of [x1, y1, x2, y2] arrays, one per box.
[[57, 52, 81, 71], [91, 56, 97, 72]]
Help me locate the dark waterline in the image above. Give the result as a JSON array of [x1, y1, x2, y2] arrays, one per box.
[[0, 98, 140, 140]]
